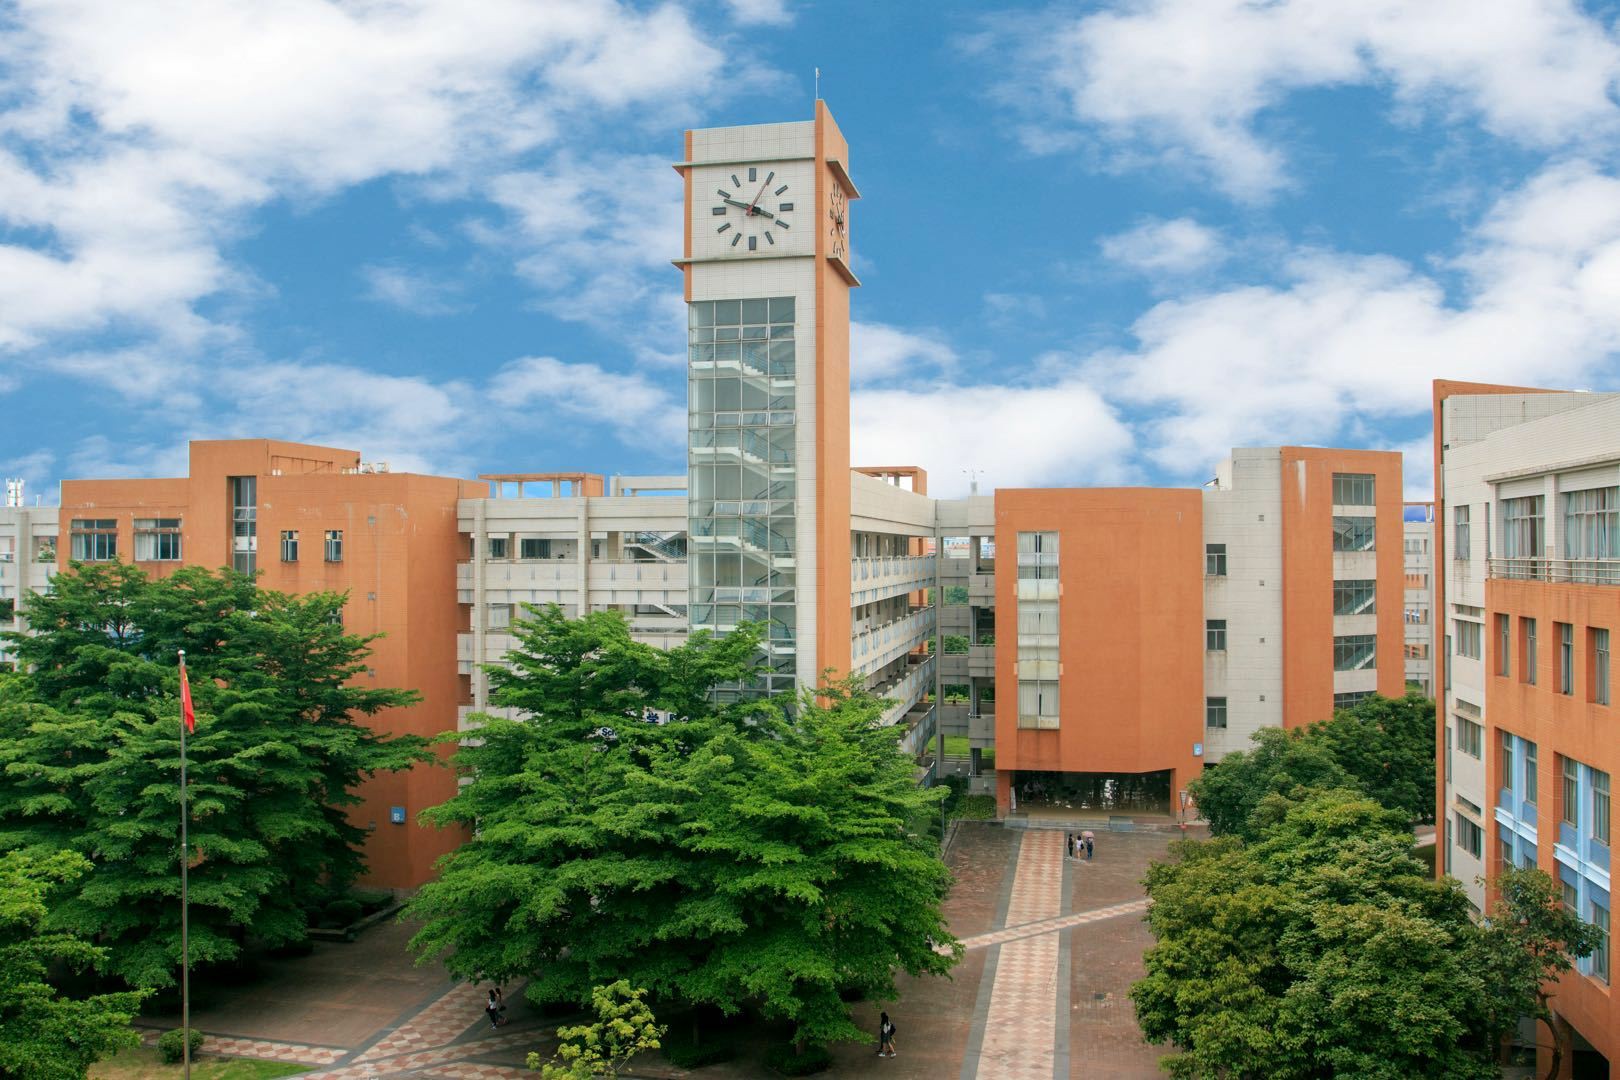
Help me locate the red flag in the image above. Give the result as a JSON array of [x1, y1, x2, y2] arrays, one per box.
[[179, 657, 195, 734]]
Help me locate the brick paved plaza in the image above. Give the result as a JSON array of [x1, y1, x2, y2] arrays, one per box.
[[134, 821, 1175, 1078]]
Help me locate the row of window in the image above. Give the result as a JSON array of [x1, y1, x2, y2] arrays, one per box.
[[1453, 486, 1620, 561], [1016, 532, 1060, 728], [1486, 614, 1611, 705], [1202, 689, 1375, 731], [279, 530, 344, 563], [67, 518, 346, 566]]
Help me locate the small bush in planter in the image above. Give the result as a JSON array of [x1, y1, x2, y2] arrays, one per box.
[[352, 889, 393, 914], [324, 899, 362, 926], [158, 1028, 205, 1064], [764, 1043, 832, 1076], [662, 1028, 736, 1068]]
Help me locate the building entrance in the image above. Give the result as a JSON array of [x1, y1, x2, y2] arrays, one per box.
[[1011, 769, 1173, 816]]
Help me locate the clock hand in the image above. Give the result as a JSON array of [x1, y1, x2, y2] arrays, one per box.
[[721, 198, 774, 219], [747, 177, 771, 215]]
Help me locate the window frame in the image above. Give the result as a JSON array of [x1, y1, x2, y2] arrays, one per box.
[[1333, 633, 1377, 671], [1594, 627, 1611, 706], [1332, 515, 1376, 552], [1205, 543, 1227, 577], [1454, 504, 1470, 561], [1331, 472, 1376, 506], [280, 530, 299, 562], [1205, 696, 1227, 729], [132, 518, 183, 562], [1205, 619, 1227, 652], [324, 529, 344, 563], [1333, 579, 1378, 616]]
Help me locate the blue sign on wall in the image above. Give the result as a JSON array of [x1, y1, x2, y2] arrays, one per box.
[[390, 806, 406, 825]]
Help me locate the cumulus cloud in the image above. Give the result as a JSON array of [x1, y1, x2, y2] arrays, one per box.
[[850, 321, 957, 384], [853, 380, 1135, 496], [1100, 217, 1224, 276], [994, 0, 1620, 198], [490, 355, 686, 450], [360, 264, 464, 316], [1088, 163, 1620, 474]]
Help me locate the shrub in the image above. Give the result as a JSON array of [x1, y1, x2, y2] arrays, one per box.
[[662, 1029, 737, 1068], [352, 889, 394, 914], [951, 794, 996, 821], [323, 899, 362, 927], [764, 1043, 832, 1076], [157, 1028, 205, 1064]]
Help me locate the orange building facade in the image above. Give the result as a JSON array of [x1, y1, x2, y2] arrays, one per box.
[[59, 440, 485, 889], [1436, 383, 1620, 1075]]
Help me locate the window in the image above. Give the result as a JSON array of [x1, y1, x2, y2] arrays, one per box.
[[1562, 487, 1619, 561], [1502, 729, 1516, 793], [519, 538, 549, 560], [69, 519, 117, 561], [1206, 619, 1227, 651], [1595, 769, 1610, 846], [1454, 619, 1482, 660], [1206, 697, 1227, 729], [230, 475, 256, 575], [1502, 495, 1545, 560], [1456, 812, 1483, 858], [1332, 516, 1376, 552], [324, 529, 343, 563], [487, 603, 513, 630], [1456, 716, 1483, 758], [133, 518, 182, 561], [1205, 543, 1227, 576], [489, 537, 509, 559], [1454, 504, 1470, 561], [280, 530, 299, 562], [1332, 472, 1376, 506], [1500, 835, 1516, 878], [1017, 679, 1059, 729], [1017, 600, 1059, 669], [1334, 690, 1374, 709], [1017, 531, 1059, 579], [1333, 579, 1377, 615], [1524, 618, 1537, 684], [1559, 622, 1575, 695], [1564, 756, 1581, 829], [1594, 628, 1611, 706], [1334, 633, 1376, 671], [1594, 903, 1611, 985], [1564, 880, 1580, 919], [1496, 613, 1511, 677], [1525, 741, 1539, 804]]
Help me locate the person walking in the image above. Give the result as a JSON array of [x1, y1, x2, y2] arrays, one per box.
[[486, 989, 505, 1029], [1066, 831, 1074, 859], [1083, 832, 1095, 861], [878, 1012, 897, 1057]]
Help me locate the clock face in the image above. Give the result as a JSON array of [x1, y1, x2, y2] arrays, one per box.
[[828, 183, 848, 258], [710, 165, 795, 253]]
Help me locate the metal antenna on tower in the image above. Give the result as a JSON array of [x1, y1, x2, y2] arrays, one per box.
[[962, 468, 979, 496], [814, 66, 820, 102]]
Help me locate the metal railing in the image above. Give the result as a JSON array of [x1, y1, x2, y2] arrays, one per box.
[[1488, 557, 1620, 585]]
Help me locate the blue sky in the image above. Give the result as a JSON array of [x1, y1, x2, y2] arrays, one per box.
[[4, 0, 1620, 502]]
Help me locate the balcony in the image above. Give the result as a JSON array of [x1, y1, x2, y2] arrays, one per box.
[[851, 554, 935, 606], [967, 643, 996, 678], [1488, 557, 1620, 586], [852, 605, 936, 676], [875, 653, 935, 725]]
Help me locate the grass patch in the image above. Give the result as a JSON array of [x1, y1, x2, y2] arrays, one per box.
[[951, 794, 997, 821], [91, 1046, 308, 1079], [941, 736, 994, 764]]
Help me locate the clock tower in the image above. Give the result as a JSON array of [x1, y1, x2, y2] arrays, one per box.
[[674, 102, 861, 697]]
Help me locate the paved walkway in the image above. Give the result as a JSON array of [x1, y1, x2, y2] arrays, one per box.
[[132, 826, 1175, 1078]]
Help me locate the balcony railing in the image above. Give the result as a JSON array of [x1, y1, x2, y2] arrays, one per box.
[[1488, 557, 1620, 586]]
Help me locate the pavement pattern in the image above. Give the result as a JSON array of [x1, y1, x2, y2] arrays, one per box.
[[133, 824, 1175, 1078]]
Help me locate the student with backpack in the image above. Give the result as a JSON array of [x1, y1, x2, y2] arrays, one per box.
[[877, 1012, 897, 1057]]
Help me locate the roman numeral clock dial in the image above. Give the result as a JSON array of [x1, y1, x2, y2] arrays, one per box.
[[713, 166, 792, 252]]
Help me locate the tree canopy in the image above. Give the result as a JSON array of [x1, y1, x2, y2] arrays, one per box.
[[0, 848, 146, 1080], [407, 606, 959, 1047], [1188, 692, 1435, 840], [0, 562, 429, 988], [1135, 782, 1601, 1079]]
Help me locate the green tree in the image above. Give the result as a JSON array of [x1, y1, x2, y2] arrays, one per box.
[[1474, 867, 1604, 1080], [408, 607, 959, 1048], [1189, 693, 1436, 838], [0, 849, 146, 1080], [526, 981, 665, 1079], [0, 563, 429, 988], [1186, 727, 1353, 841], [1132, 790, 1498, 1079], [1312, 692, 1436, 824]]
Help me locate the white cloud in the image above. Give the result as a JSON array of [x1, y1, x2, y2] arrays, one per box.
[[360, 264, 464, 316], [850, 321, 957, 384], [489, 355, 685, 450], [1100, 217, 1223, 276], [1086, 162, 1620, 475], [723, 0, 793, 26], [0, 0, 730, 356], [853, 380, 1134, 496], [1001, 0, 1620, 198]]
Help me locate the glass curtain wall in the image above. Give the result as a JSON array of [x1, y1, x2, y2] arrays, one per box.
[[688, 297, 798, 698]]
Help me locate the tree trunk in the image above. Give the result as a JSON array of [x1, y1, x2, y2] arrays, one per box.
[[1542, 1008, 1570, 1080]]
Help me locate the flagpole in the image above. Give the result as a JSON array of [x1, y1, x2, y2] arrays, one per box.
[[178, 649, 191, 1080]]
